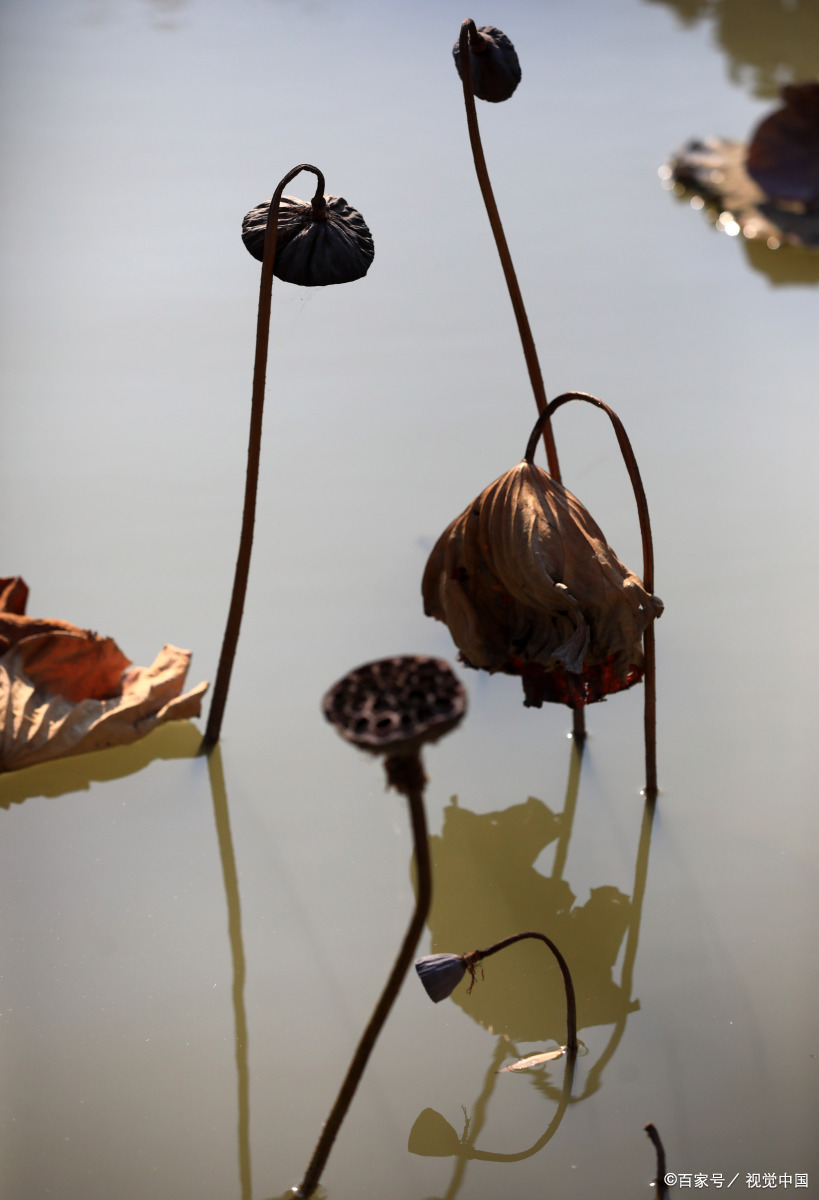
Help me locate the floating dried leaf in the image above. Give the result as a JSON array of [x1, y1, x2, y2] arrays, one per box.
[[666, 84, 819, 252], [498, 1047, 566, 1072], [0, 581, 208, 772]]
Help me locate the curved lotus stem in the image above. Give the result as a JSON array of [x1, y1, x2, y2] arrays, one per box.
[[525, 392, 658, 798], [204, 165, 325, 748], [457, 19, 560, 481], [645, 1122, 670, 1199], [463, 931, 578, 1056], [296, 751, 432, 1199]]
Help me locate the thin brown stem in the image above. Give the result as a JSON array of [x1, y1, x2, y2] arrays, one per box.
[[297, 754, 432, 1198], [457, 19, 560, 479], [464, 931, 577, 1055], [526, 391, 658, 796], [203, 164, 324, 749], [645, 1123, 670, 1199]]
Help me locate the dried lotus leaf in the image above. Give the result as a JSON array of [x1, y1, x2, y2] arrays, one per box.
[[0, 580, 208, 772], [242, 193, 374, 286]]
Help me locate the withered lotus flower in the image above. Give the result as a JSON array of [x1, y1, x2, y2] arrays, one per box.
[[422, 397, 663, 710], [242, 191, 374, 286], [0, 577, 208, 773], [452, 21, 522, 103]]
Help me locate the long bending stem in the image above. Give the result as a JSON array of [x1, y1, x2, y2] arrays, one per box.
[[464, 931, 578, 1055], [526, 392, 658, 798], [458, 19, 560, 480], [204, 164, 326, 749], [297, 753, 432, 1198]]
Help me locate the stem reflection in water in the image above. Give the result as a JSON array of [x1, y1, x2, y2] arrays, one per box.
[[206, 745, 252, 1200], [410, 739, 659, 1195]]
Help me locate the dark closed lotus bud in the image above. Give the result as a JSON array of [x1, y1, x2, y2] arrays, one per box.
[[322, 656, 466, 758], [422, 459, 663, 710], [452, 23, 521, 103], [746, 82, 819, 206], [242, 193, 374, 286], [414, 953, 468, 1003]]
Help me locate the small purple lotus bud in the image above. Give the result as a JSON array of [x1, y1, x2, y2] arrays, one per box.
[[242, 193, 374, 286], [452, 24, 521, 103], [415, 953, 467, 1003]]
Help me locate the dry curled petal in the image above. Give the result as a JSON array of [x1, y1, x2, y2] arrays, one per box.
[[242, 193, 374, 286], [422, 463, 663, 708]]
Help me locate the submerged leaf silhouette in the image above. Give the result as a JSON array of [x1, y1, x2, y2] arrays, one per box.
[[0, 580, 208, 772]]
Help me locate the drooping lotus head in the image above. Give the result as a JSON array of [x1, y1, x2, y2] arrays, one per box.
[[242, 191, 374, 286], [422, 442, 663, 710], [452, 22, 522, 103]]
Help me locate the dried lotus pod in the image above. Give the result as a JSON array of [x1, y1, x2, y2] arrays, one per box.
[[453, 22, 521, 103], [242, 193, 374, 286], [322, 655, 466, 759], [423, 397, 663, 712]]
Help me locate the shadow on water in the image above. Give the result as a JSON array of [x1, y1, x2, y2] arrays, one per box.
[[0, 726, 254, 1199], [0, 719, 202, 809], [409, 736, 659, 1195], [643, 0, 819, 96]]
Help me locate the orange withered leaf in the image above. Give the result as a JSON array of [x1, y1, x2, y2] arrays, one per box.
[[0, 580, 208, 772]]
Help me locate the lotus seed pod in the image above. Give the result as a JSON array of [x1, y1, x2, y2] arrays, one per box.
[[242, 193, 374, 286], [322, 656, 466, 757], [452, 24, 521, 103]]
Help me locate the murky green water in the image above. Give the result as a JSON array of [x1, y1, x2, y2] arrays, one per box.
[[2, 1, 818, 1197]]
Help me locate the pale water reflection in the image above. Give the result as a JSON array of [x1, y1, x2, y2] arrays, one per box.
[[2, 0, 818, 1197], [644, 0, 819, 96]]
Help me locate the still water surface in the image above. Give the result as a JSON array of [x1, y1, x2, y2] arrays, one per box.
[[2, 1, 818, 1197]]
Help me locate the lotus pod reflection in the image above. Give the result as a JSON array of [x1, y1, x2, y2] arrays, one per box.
[[322, 656, 467, 757], [452, 23, 522, 103], [242, 193, 374, 286], [422, 461, 663, 709], [415, 953, 468, 1003]]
